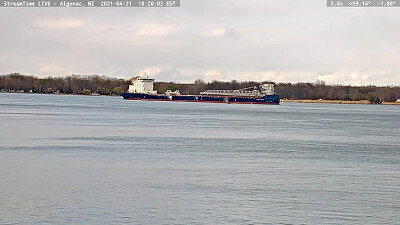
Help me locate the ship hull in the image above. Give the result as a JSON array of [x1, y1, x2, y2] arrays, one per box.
[[123, 93, 280, 105]]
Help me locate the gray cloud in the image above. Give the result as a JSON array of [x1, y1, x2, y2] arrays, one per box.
[[0, 0, 399, 85]]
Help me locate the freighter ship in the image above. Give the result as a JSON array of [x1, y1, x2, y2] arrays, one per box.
[[122, 76, 280, 105]]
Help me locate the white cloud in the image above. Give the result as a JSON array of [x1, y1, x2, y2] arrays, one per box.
[[315, 71, 383, 86], [137, 67, 162, 76], [316, 72, 366, 85], [202, 29, 227, 38], [315, 74, 340, 84], [137, 24, 176, 37], [159, 48, 171, 53], [32, 18, 83, 29], [204, 70, 223, 80], [97, 26, 117, 32], [259, 71, 288, 83], [201, 70, 288, 82], [349, 72, 369, 85], [39, 64, 71, 75]]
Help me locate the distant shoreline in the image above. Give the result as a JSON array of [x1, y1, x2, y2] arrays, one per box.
[[2, 92, 400, 105], [281, 99, 400, 105], [2, 73, 400, 104]]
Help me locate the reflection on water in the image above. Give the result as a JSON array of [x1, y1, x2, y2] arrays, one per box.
[[0, 93, 399, 224]]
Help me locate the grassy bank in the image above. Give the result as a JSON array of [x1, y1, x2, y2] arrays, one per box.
[[281, 99, 400, 105]]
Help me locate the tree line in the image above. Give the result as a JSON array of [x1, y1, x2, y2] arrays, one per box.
[[1, 73, 399, 103], [275, 81, 400, 103], [0, 73, 129, 95], [156, 79, 400, 103]]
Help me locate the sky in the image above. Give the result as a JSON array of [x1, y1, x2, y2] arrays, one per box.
[[0, 0, 399, 85]]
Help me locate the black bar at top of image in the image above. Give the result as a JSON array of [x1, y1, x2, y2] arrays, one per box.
[[1, 0, 180, 7], [327, 0, 400, 7]]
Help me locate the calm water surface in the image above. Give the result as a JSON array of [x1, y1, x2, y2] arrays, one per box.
[[0, 93, 399, 224]]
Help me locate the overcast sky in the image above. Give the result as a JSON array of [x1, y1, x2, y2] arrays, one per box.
[[0, 0, 399, 85]]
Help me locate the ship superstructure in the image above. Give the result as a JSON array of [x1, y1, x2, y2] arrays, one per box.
[[128, 76, 157, 94]]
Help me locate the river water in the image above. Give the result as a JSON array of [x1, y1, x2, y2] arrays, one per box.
[[0, 93, 399, 224]]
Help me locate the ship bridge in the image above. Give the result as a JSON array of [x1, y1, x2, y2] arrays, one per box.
[[128, 76, 157, 94]]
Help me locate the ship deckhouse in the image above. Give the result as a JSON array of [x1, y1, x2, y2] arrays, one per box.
[[128, 76, 157, 94]]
